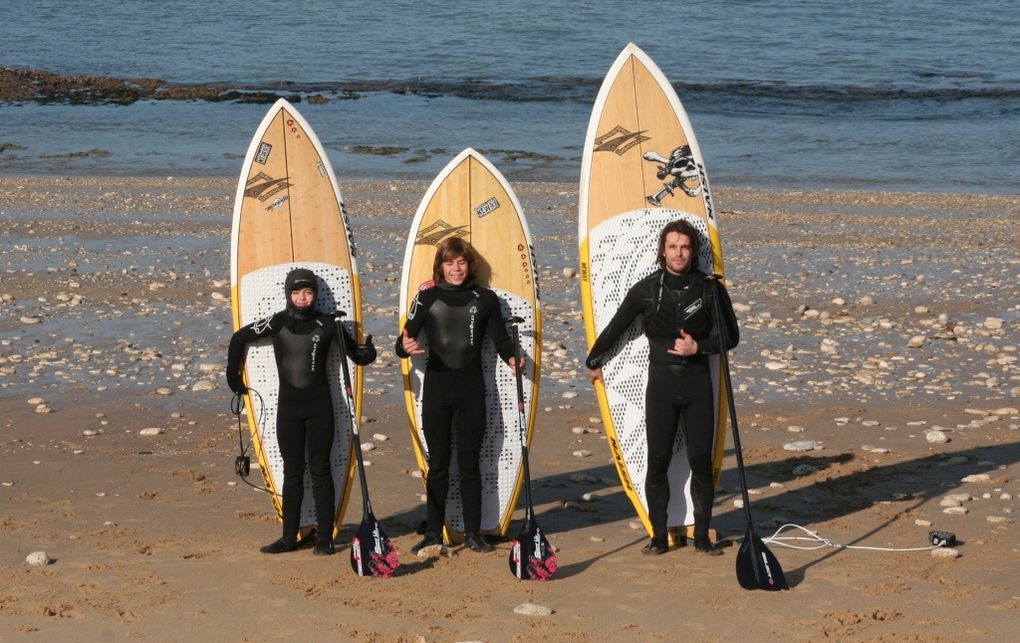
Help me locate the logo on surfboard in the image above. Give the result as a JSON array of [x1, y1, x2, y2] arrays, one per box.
[[474, 197, 500, 218], [414, 220, 469, 246], [245, 172, 292, 203], [594, 126, 650, 155], [255, 142, 272, 165], [643, 145, 703, 205]]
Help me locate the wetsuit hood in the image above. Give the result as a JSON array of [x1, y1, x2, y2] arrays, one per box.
[[284, 268, 318, 320]]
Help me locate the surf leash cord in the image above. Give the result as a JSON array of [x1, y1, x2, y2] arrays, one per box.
[[230, 388, 274, 495]]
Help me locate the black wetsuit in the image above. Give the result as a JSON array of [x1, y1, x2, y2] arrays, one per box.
[[227, 310, 375, 544], [586, 269, 739, 542], [396, 281, 514, 537]]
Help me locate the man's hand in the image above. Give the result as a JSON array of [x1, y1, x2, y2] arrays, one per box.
[[588, 367, 604, 384], [666, 329, 698, 357]]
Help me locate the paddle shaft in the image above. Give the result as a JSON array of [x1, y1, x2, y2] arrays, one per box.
[[334, 314, 374, 517], [706, 278, 769, 584], [706, 283, 755, 527], [510, 321, 535, 519]]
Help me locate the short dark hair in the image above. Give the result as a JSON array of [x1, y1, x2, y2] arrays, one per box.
[[656, 219, 702, 270], [432, 237, 478, 283]]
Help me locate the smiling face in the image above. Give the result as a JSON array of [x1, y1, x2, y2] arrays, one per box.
[[661, 231, 694, 275], [441, 255, 469, 286], [289, 286, 316, 309]]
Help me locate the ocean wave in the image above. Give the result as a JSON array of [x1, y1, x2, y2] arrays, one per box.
[[2, 68, 1017, 106]]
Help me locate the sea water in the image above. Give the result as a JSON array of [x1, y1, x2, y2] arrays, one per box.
[[1, 0, 1018, 192]]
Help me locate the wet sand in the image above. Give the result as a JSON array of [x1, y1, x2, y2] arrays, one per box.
[[1, 177, 1018, 640]]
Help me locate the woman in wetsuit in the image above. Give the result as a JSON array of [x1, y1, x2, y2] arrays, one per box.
[[586, 219, 739, 556], [227, 268, 376, 556], [397, 237, 522, 554]]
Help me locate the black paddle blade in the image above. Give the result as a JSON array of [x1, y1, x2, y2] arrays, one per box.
[[350, 513, 399, 578], [508, 518, 557, 580], [736, 528, 787, 591]]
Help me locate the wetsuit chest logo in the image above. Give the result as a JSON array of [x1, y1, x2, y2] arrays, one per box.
[[683, 298, 702, 318], [469, 305, 478, 346], [310, 333, 321, 372]]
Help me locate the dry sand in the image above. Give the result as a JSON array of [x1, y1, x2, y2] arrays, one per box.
[[1, 177, 1018, 641]]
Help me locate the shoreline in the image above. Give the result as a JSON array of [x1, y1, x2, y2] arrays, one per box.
[[1, 176, 1017, 639]]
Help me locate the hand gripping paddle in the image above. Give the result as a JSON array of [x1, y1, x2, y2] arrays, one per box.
[[334, 313, 398, 578], [707, 278, 787, 590], [507, 317, 557, 580]]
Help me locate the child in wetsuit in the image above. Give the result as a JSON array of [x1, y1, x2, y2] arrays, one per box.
[[227, 268, 376, 556], [396, 238, 522, 554]]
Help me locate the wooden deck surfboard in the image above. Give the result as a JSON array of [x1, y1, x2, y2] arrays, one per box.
[[578, 43, 729, 539], [398, 148, 541, 540], [230, 99, 362, 536]]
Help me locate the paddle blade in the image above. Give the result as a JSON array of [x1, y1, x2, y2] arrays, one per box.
[[736, 528, 787, 591], [508, 518, 557, 580], [350, 513, 399, 578]]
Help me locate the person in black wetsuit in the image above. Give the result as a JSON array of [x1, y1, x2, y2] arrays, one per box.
[[586, 219, 739, 556], [396, 237, 523, 555], [227, 268, 376, 556]]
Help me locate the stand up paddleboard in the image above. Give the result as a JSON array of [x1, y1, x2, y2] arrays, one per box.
[[230, 99, 362, 536], [399, 148, 541, 540], [579, 43, 728, 540]]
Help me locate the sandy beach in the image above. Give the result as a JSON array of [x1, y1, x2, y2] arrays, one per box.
[[1, 177, 1018, 641]]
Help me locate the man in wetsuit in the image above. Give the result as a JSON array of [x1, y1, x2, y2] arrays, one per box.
[[586, 219, 738, 556], [396, 237, 522, 555], [227, 268, 376, 556]]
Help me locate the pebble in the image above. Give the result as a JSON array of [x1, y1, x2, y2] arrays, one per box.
[[926, 430, 950, 444], [733, 498, 744, 508], [191, 380, 215, 392], [27, 397, 44, 405], [571, 427, 587, 435], [783, 440, 821, 452], [792, 464, 818, 476], [590, 536, 605, 543], [983, 317, 1004, 330], [1001, 492, 1013, 500], [939, 498, 963, 508], [930, 547, 960, 559], [139, 427, 163, 436], [562, 391, 578, 399], [987, 515, 1013, 523], [35, 404, 52, 414], [572, 449, 592, 458], [155, 387, 172, 395], [945, 493, 973, 502], [628, 520, 643, 530], [514, 602, 553, 617], [943, 506, 968, 515], [962, 473, 991, 483], [25, 551, 51, 566], [764, 361, 787, 371], [787, 425, 805, 432], [569, 472, 598, 484], [561, 267, 576, 279], [914, 519, 932, 527], [360, 442, 376, 452], [372, 433, 388, 441], [907, 335, 926, 348]]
